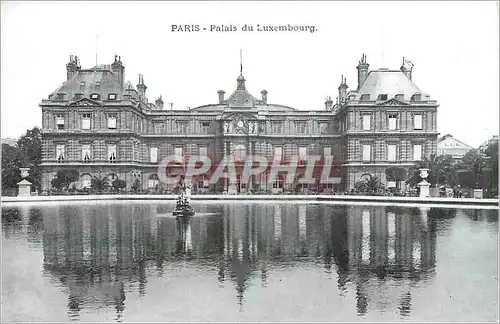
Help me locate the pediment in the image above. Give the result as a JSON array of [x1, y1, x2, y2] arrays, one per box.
[[438, 137, 472, 150], [69, 98, 102, 107], [221, 112, 260, 135], [376, 98, 410, 106], [222, 111, 258, 121]]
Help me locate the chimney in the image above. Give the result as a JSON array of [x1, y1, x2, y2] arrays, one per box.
[[261, 90, 268, 104], [66, 55, 81, 80], [217, 90, 225, 104], [324, 96, 333, 110], [356, 53, 369, 90], [137, 74, 147, 102], [111, 54, 125, 88], [155, 95, 164, 109], [400, 57, 413, 80], [338, 75, 348, 103], [169, 103, 173, 110]]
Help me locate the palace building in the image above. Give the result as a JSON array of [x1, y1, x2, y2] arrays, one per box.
[[39, 54, 439, 193]]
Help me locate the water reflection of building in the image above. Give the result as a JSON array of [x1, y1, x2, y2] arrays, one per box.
[[5, 203, 480, 320], [346, 206, 437, 316], [40, 204, 159, 321]]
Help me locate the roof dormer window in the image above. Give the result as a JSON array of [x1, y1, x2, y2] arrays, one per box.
[[108, 93, 117, 100], [378, 94, 388, 101], [90, 93, 100, 100], [360, 94, 370, 101], [411, 94, 422, 101], [56, 93, 66, 101], [395, 94, 404, 101], [74, 93, 83, 101]]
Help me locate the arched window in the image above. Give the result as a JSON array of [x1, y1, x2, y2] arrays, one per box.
[[360, 94, 370, 101], [233, 144, 246, 162], [80, 173, 92, 189], [411, 93, 422, 101]]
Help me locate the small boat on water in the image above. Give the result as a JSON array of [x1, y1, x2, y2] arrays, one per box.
[[173, 179, 195, 218]]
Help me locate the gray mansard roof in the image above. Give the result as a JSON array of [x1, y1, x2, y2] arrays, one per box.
[[350, 69, 430, 101]]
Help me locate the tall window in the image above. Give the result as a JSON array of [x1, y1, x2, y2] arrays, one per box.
[[108, 114, 117, 129], [174, 147, 183, 157], [323, 147, 332, 157], [387, 144, 396, 162], [299, 147, 307, 161], [199, 146, 208, 157], [201, 122, 210, 133], [319, 123, 328, 133], [272, 122, 282, 134], [56, 144, 65, 162], [150, 147, 158, 163], [82, 144, 91, 162], [56, 114, 65, 130], [362, 144, 371, 162], [108, 144, 117, 163], [414, 114, 422, 130], [296, 122, 306, 134], [82, 113, 91, 130], [154, 122, 163, 134], [177, 122, 188, 134], [274, 147, 283, 161], [234, 144, 246, 162], [362, 114, 371, 130], [388, 113, 397, 130], [413, 144, 422, 161], [81, 174, 92, 189]]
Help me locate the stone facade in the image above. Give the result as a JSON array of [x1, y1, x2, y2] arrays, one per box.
[[40, 54, 439, 193]]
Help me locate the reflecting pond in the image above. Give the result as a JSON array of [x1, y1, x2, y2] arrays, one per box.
[[1, 202, 498, 322]]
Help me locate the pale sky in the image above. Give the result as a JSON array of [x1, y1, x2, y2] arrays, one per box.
[[1, 1, 498, 147]]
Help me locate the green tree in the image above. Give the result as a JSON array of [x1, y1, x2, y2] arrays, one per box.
[[354, 175, 384, 195], [460, 149, 487, 189], [483, 140, 498, 196], [131, 178, 142, 193], [51, 169, 79, 191], [406, 154, 457, 188], [112, 179, 126, 192], [385, 167, 407, 182], [1, 144, 23, 191], [17, 127, 42, 191], [91, 175, 108, 193]]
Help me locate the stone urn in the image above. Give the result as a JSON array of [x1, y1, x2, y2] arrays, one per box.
[[17, 167, 32, 197], [20, 167, 30, 179], [419, 168, 429, 180], [418, 168, 431, 198]]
